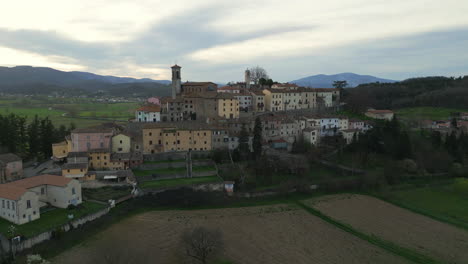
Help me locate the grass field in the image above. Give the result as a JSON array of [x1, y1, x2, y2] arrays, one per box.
[[83, 187, 132, 202], [0, 96, 139, 128], [0, 201, 105, 238], [139, 176, 220, 189], [384, 179, 468, 230], [396, 106, 468, 121]]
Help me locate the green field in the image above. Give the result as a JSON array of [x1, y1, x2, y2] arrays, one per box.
[[0, 201, 106, 238], [139, 176, 220, 189], [384, 178, 468, 230], [0, 96, 139, 128], [396, 107, 468, 121]]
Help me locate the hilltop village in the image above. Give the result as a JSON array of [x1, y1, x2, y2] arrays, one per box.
[[52, 65, 386, 168], [0, 65, 394, 226]]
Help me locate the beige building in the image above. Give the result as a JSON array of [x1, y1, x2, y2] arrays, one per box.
[[62, 163, 89, 180], [112, 133, 132, 153], [0, 175, 82, 225], [143, 123, 212, 154], [217, 93, 240, 119], [0, 153, 23, 184], [52, 137, 72, 160], [88, 149, 111, 170], [263, 89, 284, 112]]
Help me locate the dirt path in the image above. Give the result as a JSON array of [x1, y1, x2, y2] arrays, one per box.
[[53, 204, 409, 264], [306, 194, 468, 264]]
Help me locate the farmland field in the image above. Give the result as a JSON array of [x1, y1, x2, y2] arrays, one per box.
[[53, 204, 409, 264], [305, 194, 468, 264], [0, 96, 140, 128]]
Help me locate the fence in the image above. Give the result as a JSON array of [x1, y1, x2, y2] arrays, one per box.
[[2, 207, 110, 253]]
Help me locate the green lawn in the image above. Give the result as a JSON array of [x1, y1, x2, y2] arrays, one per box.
[[134, 166, 217, 177], [384, 179, 468, 230], [83, 187, 132, 202], [140, 176, 220, 189], [396, 107, 468, 121], [0, 201, 106, 238]]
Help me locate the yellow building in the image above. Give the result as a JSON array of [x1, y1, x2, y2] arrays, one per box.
[[88, 150, 111, 170], [217, 93, 240, 119], [52, 137, 72, 160], [62, 163, 90, 180], [263, 89, 284, 112], [112, 133, 131, 153], [143, 123, 212, 154]]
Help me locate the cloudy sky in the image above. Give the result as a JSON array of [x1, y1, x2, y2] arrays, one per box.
[[1, 0, 467, 82]]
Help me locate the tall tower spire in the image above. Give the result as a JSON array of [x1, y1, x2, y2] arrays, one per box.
[[245, 69, 251, 89], [171, 64, 182, 99]]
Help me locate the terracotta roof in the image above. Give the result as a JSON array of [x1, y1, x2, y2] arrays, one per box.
[[136, 105, 161, 112], [0, 185, 29, 200], [0, 174, 74, 200], [0, 153, 21, 163]]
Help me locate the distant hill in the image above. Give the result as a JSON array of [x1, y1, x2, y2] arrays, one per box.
[[0, 66, 171, 96], [291, 73, 397, 88]]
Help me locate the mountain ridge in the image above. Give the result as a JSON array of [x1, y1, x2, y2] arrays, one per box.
[[290, 72, 397, 88]]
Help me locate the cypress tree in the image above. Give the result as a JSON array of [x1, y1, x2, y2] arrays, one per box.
[[252, 117, 263, 158]]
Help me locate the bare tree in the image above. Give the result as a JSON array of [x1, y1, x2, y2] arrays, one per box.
[[182, 227, 224, 264], [248, 66, 269, 85]]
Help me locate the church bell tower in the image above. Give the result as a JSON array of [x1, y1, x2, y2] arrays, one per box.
[[171, 64, 181, 99]]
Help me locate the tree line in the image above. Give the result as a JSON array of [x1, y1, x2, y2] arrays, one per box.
[[0, 113, 75, 160], [344, 76, 468, 112]]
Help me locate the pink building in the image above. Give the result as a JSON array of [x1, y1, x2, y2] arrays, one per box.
[[147, 97, 161, 105], [71, 127, 114, 152]]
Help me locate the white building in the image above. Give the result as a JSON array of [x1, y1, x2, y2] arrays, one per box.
[[235, 92, 253, 112], [0, 175, 82, 225], [136, 105, 161, 122]]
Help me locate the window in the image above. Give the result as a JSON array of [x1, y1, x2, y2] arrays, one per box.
[[12, 202, 15, 210], [27, 200, 31, 209], [149, 140, 153, 145], [120, 140, 123, 144], [72, 188, 76, 195], [41, 188, 45, 195], [7, 201, 9, 209]]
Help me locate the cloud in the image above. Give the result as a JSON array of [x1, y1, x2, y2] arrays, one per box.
[[0, 0, 467, 81]]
